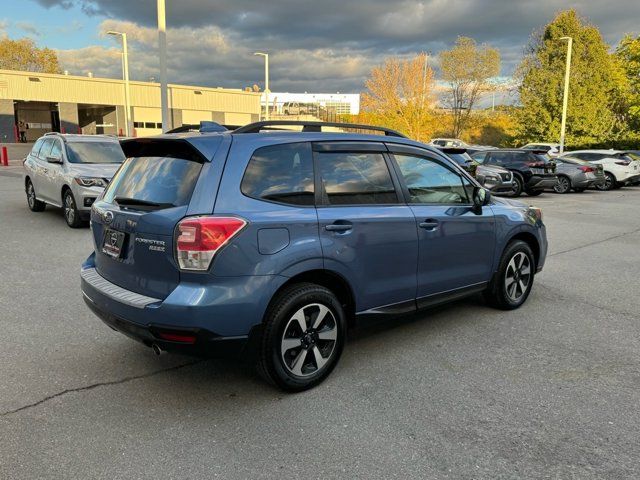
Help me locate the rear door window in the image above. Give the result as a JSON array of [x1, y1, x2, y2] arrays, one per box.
[[103, 156, 203, 210], [316, 151, 398, 205], [241, 143, 314, 206]]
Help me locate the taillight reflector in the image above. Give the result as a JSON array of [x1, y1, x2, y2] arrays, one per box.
[[176, 216, 247, 271], [578, 166, 594, 173], [157, 331, 197, 343]]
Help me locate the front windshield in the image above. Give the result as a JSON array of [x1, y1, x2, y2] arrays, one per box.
[[66, 141, 125, 164]]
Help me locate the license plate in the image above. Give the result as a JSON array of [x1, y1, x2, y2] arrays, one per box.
[[102, 228, 126, 259]]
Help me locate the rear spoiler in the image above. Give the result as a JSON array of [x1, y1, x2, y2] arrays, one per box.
[[438, 147, 468, 154], [119, 137, 220, 163], [165, 121, 239, 134]]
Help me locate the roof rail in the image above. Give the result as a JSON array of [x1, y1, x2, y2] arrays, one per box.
[[232, 120, 407, 138]]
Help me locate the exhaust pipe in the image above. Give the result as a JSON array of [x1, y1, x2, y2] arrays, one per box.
[[151, 344, 164, 356]]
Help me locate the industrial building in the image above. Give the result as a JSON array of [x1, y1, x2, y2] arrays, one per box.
[[262, 92, 360, 117], [0, 69, 261, 142]]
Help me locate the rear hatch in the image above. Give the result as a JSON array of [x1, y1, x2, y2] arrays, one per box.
[[90, 136, 223, 299]]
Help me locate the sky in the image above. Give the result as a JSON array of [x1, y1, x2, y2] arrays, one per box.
[[1, 0, 639, 94]]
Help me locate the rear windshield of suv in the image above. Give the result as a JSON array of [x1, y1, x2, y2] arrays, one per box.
[[66, 141, 125, 164], [103, 156, 202, 209]]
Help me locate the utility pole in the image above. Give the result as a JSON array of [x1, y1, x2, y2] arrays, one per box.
[[254, 53, 270, 120], [559, 36, 573, 154], [157, 0, 169, 132]]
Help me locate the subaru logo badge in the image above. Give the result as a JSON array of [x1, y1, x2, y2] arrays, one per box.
[[103, 211, 114, 224]]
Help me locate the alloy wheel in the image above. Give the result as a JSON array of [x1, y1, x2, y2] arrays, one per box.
[[64, 194, 75, 224], [504, 252, 531, 302], [554, 177, 570, 194], [27, 183, 35, 208], [280, 303, 338, 377]]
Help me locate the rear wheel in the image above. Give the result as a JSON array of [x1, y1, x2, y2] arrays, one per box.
[[26, 179, 46, 212], [257, 283, 346, 392], [596, 172, 616, 191], [484, 240, 535, 310], [554, 175, 571, 194], [63, 190, 83, 228]]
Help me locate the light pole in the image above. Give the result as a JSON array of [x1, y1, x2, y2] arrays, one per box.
[[157, 0, 169, 132], [107, 31, 131, 137], [254, 52, 270, 120], [559, 36, 573, 154]]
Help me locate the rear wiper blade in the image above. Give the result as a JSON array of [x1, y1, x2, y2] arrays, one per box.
[[114, 196, 175, 209]]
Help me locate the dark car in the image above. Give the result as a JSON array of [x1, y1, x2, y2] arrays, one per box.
[[435, 147, 515, 196], [81, 120, 548, 391], [471, 149, 557, 197]]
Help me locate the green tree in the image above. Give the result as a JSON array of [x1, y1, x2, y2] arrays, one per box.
[[515, 10, 628, 147], [440, 36, 501, 138], [0, 37, 60, 73], [616, 35, 640, 131]]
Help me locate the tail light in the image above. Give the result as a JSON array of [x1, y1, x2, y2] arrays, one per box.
[[615, 160, 631, 166], [579, 166, 594, 173], [526, 162, 545, 168], [176, 216, 247, 271]]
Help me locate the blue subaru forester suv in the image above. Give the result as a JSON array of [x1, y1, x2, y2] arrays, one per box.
[[81, 121, 547, 391]]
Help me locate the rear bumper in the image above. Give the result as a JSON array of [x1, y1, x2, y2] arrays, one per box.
[[80, 256, 283, 358], [526, 175, 558, 191], [83, 293, 252, 358]]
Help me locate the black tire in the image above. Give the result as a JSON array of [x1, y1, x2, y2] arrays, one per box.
[[511, 175, 523, 197], [596, 172, 616, 191], [257, 283, 346, 392], [526, 189, 543, 196], [553, 175, 571, 194], [573, 187, 586, 193], [63, 189, 84, 228], [484, 240, 535, 310], [26, 179, 46, 212]]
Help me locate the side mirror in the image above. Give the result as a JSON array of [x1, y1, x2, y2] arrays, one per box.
[[472, 186, 489, 214], [46, 155, 62, 164]]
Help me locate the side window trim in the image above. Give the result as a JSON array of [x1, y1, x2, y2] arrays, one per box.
[[388, 152, 474, 206]]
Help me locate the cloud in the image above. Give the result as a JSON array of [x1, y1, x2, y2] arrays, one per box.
[[16, 21, 41, 37], [37, 0, 640, 91]]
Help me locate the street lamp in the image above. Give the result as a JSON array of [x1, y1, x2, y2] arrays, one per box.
[[157, 0, 169, 132], [254, 52, 270, 120], [559, 36, 573, 154], [107, 31, 131, 137]]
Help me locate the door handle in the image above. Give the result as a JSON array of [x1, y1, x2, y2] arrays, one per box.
[[325, 223, 353, 232], [419, 219, 439, 230]]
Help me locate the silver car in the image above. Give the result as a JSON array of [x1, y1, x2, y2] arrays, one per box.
[[23, 133, 125, 227], [553, 156, 605, 193]]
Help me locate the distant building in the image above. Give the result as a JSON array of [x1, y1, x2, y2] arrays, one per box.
[[262, 92, 360, 116], [0, 69, 261, 142]]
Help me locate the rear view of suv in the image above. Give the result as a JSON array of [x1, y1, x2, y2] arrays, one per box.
[[81, 121, 548, 391]]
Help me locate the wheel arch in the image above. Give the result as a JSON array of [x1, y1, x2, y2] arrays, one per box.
[[61, 184, 72, 202], [267, 269, 357, 328], [508, 232, 540, 268]]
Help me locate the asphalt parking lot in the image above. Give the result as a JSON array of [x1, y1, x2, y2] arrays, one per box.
[[1, 170, 639, 479]]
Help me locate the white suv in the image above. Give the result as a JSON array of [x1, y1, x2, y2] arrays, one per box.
[[558, 150, 640, 191], [23, 134, 125, 227]]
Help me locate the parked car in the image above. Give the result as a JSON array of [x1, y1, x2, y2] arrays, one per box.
[[430, 138, 468, 148], [558, 150, 640, 191], [470, 149, 557, 197], [435, 146, 515, 196], [552, 156, 606, 193], [521, 143, 560, 156], [23, 133, 125, 227], [81, 120, 548, 391]]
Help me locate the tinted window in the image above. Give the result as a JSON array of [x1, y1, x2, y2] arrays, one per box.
[[471, 152, 487, 163], [316, 151, 397, 205], [241, 143, 314, 206], [395, 154, 470, 204], [38, 138, 54, 159], [66, 141, 125, 164], [31, 138, 44, 157], [49, 140, 63, 159], [487, 151, 528, 164], [103, 157, 202, 209], [446, 152, 473, 166]]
